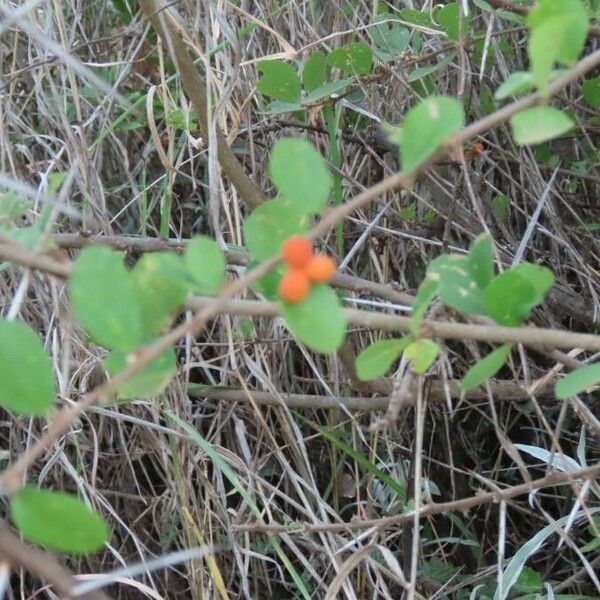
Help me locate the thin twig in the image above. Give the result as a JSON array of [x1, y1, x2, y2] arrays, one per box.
[[186, 296, 600, 351], [232, 459, 600, 534], [188, 379, 546, 410], [138, 0, 265, 208]]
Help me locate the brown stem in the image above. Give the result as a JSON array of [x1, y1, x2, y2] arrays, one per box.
[[186, 296, 600, 351], [233, 459, 600, 534], [189, 379, 549, 409], [138, 0, 265, 208]]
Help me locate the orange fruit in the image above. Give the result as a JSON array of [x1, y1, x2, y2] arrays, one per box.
[[305, 255, 336, 283], [279, 270, 310, 304], [281, 236, 313, 269]]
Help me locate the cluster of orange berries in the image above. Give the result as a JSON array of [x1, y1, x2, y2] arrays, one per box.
[[278, 236, 337, 304]]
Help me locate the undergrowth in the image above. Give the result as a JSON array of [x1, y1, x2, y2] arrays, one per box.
[[1, 0, 600, 599]]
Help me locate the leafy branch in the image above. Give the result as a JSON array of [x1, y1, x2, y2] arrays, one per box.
[[2, 0, 600, 583]]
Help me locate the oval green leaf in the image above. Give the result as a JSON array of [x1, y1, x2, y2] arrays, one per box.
[[484, 271, 537, 326], [185, 236, 226, 296], [404, 338, 439, 374], [396, 95, 465, 173], [528, 0, 588, 64], [244, 198, 310, 261], [461, 344, 512, 392], [437, 3, 471, 40], [510, 107, 573, 146], [329, 42, 373, 75], [302, 51, 327, 91], [495, 71, 536, 100], [370, 14, 410, 62], [11, 487, 109, 554], [250, 262, 286, 301], [302, 78, 353, 105], [269, 138, 332, 213], [555, 363, 600, 399], [410, 276, 438, 336], [510, 263, 554, 304], [356, 337, 411, 381], [256, 60, 301, 103], [428, 254, 486, 315], [131, 252, 190, 338], [468, 234, 495, 289], [104, 348, 177, 400], [583, 75, 600, 108], [69, 246, 142, 351], [0, 320, 54, 415], [282, 284, 347, 353], [527, 0, 588, 91]]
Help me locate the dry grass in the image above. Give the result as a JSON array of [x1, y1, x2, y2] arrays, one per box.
[[1, 0, 600, 598]]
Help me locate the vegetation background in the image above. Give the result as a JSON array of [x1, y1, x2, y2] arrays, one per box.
[[1, 0, 600, 598]]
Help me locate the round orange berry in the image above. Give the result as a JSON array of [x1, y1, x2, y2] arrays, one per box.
[[281, 236, 313, 269], [279, 270, 310, 304], [305, 255, 337, 283]]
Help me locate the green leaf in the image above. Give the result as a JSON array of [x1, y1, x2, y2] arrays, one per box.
[[398, 9, 441, 30], [356, 338, 411, 381], [185, 236, 226, 296], [583, 75, 600, 108], [269, 138, 332, 212], [11, 487, 109, 554], [404, 338, 439, 374], [244, 198, 309, 261], [264, 101, 304, 115], [112, 0, 135, 25], [555, 363, 600, 399], [0, 320, 54, 415], [370, 14, 410, 62], [302, 78, 354, 104], [250, 261, 285, 301], [407, 53, 456, 82], [514, 567, 543, 593], [492, 194, 509, 222], [496, 507, 600, 600], [410, 276, 438, 336], [437, 3, 471, 40], [528, 1, 589, 91], [4, 220, 44, 250], [510, 107, 573, 145], [302, 51, 327, 91], [495, 71, 537, 100], [461, 344, 512, 392], [131, 253, 190, 338], [69, 246, 142, 351], [166, 108, 197, 132], [395, 96, 465, 173], [527, 0, 588, 33], [282, 284, 347, 353], [256, 60, 301, 103], [468, 234, 495, 289], [510, 263, 554, 304], [484, 271, 537, 326], [104, 348, 177, 400], [0, 193, 28, 221], [329, 42, 373, 75], [428, 254, 486, 315], [525, 0, 560, 26]]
